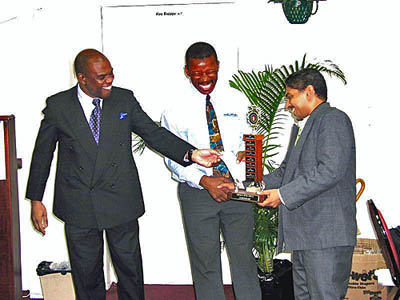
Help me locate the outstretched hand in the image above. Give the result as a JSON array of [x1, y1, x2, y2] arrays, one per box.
[[192, 149, 222, 167], [31, 200, 48, 235]]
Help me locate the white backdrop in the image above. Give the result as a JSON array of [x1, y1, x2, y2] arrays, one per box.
[[1, 0, 400, 297]]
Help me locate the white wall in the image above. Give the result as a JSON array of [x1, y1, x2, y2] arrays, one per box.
[[1, 0, 400, 297]]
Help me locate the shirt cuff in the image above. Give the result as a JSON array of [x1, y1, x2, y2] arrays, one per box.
[[183, 151, 189, 162], [278, 189, 285, 205], [183, 149, 196, 163]]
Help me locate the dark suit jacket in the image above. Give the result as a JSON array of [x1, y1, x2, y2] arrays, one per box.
[[264, 102, 357, 252], [26, 85, 193, 229]]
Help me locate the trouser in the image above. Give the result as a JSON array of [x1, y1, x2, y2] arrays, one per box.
[[65, 219, 144, 300], [179, 183, 262, 300], [292, 246, 354, 300]]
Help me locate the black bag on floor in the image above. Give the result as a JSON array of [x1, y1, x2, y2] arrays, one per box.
[[36, 261, 71, 276]]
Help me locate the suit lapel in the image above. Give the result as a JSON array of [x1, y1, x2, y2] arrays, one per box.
[[280, 124, 299, 185], [66, 87, 98, 160], [92, 93, 120, 185], [283, 102, 331, 184]]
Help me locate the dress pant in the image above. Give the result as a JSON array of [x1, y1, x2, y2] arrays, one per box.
[[65, 219, 144, 300], [292, 246, 354, 300], [179, 183, 262, 300]]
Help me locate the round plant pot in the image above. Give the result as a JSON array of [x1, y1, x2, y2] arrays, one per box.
[[258, 259, 294, 300]]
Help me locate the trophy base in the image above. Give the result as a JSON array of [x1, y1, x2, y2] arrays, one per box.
[[228, 189, 267, 203]]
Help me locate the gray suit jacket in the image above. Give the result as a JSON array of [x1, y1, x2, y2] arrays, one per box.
[[26, 86, 193, 229], [264, 102, 357, 252]]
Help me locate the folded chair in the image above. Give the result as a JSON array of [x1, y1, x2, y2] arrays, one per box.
[[367, 199, 400, 300]]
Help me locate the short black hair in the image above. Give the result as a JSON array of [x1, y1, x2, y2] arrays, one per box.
[[185, 42, 218, 66], [285, 68, 327, 101], [74, 49, 105, 76]]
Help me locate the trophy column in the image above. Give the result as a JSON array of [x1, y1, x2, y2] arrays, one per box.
[[228, 105, 266, 203], [244, 134, 264, 182]]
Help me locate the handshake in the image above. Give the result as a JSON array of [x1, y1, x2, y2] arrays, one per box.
[[195, 150, 282, 208], [198, 176, 281, 208]]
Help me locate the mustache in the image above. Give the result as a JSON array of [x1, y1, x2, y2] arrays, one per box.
[[285, 105, 294, 111]]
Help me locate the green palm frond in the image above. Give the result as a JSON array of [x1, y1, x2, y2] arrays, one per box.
[[230, 65, 287, 174], [132, 136, 147, 155], [230, 53, 347, 273], [131, 121, 161, 155]]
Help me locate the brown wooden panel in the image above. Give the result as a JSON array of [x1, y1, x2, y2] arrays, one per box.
[[0, 180, 14, 300], [0, 116, 22, 300]]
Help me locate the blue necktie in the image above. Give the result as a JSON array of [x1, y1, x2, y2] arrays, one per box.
[[205, 95, 229, 178], [89, 98, 101, 144]]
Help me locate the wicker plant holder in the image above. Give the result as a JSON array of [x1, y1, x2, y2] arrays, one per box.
[[282, 0, 314, 24]]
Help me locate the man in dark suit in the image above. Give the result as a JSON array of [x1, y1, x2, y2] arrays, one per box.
[[26, 48, 220, 300], [220, 68, 357, 299]]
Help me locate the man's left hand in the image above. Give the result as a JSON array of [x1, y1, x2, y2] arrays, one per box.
[[257, 189, 282, 208], [192, 149, 221, 167]]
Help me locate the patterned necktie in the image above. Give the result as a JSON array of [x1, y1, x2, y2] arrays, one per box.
[[89, 98, 101, 144], [205, 95, 229, 178]]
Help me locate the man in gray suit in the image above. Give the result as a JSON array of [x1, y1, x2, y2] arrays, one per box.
[[258, 68, 357, 299], [221, 68, 357, 299]]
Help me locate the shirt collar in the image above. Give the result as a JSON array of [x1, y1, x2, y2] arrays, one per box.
[[295, 115, 309, 131], [188, 81, 218, 104], [77, 84, 103, 104]]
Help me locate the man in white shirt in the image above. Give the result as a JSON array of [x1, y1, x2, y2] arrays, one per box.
[[161, 42, 261, 300]]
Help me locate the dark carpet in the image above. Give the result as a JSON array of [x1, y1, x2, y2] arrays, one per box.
[[109, 283, 235, 300], [28, 283, 235, 300]]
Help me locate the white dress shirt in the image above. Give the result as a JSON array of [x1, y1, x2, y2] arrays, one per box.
[[161, 80, 251, 190], [77, 84, 103, 123], [295, 115, 309, 139]]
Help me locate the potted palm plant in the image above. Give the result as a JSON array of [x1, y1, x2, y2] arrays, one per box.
[[229, 54, 347, 299]]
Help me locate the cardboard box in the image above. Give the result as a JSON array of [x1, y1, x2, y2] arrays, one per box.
[[39, 272, 76, 300], [345, 238, 389, 300]]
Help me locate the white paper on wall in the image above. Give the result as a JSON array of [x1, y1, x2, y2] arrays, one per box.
[[101, 2, 239, 118]]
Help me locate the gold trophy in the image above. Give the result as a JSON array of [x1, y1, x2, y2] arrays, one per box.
[[229, 106, 266, 203]]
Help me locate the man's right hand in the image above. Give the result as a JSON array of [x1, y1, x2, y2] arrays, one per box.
[[191, 149, 221, 167], [31, 200, 48, 235], [200, 176, 232, 203]]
